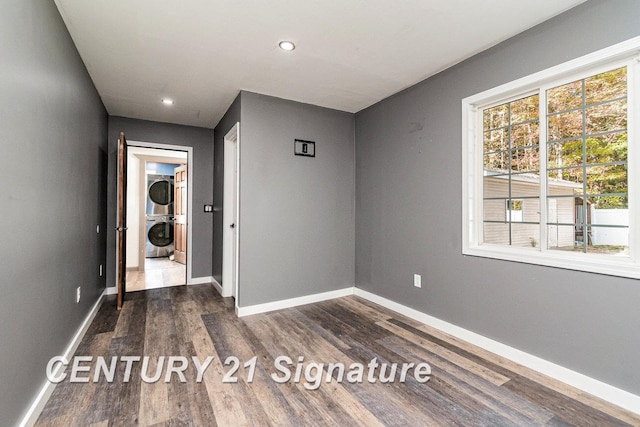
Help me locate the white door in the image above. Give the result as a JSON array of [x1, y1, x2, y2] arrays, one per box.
[[222, 123, 240, 301]]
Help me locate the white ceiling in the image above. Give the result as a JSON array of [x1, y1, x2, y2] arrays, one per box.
[[55, 0, 585, 129]]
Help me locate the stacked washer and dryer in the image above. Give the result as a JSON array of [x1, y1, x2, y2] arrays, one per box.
[[145, 173, 175, 258]]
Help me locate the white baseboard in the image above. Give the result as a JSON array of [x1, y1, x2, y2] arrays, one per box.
[[19, 290, 107, 427], [237, 287, 354, 317], [210, 277, 223, 295], [354, 288, 640, 416], [104, 286, 118, 295], [189, 276, 214, 285]]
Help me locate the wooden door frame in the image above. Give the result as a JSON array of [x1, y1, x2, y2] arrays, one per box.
[[127, 151, 187, 272], [116, 140, 194, 285], [222, 123, 240, 309]]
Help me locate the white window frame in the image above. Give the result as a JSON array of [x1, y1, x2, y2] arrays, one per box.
[[462, 36, 640, 279]]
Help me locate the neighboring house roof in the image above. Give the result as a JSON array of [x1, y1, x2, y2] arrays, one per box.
[[484, 169, 582, 188]]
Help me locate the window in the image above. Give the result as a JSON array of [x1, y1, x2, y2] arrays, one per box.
[[546, 67, 628, 255], [505, 199, 523, 223], [462, 37, 640, 279], [483, 94, 539, 247]]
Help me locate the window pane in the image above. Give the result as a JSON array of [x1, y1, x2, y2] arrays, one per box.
[[484, 199, 507, 222], [548, 139, 583, 168], [484, 152, 509, 173], [510, 177, 540, 198], [511, 94, 539, 124], [522, 198, 540, 222], [484, 176, 509, 197], [547, 80, 582, 114], [591, 225, 629, 254], [484, 223, 510, 245], [511, 122, 539, 148], [511, 223, 540, 247], [547, 186, 582, 199], [484, 104, 509, 130], [548, 110, 583, 141], [586, 99, 627, 135], [506, 199, 523, 222], [585, 67, 626, 104], [547, 197, 629, 255], [588, 197, 629, 225], [548, 166, 584, 193], [585, 133, 627, 164], [588, 194, 628, 211], [511, 147, 539, 173], [483, 222, 540, 247], [585, 164, 627, 195], [547, 225, 579, 250], [484, 129, 509, 153], [575, 195, 588, 227], [546, 197, 575, 225], [484, 196, 540, 246]]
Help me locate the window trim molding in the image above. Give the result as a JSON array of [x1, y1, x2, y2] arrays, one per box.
[[462, 36, 640, 279]]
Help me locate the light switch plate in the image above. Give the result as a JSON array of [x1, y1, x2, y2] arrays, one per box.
[[414, 274, 422, 288]]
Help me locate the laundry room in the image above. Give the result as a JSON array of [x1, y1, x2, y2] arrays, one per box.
[[125, 146, 188, 291]]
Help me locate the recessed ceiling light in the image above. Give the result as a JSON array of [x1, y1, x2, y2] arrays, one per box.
[[162, 98, 174, 105], [279, 41, 295, 51]]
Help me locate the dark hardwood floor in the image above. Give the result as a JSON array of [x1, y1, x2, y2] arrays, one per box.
[[36, 285, 640, 426]]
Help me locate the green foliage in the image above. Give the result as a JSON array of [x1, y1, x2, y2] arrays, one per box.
[[483, 67, 628, 208]]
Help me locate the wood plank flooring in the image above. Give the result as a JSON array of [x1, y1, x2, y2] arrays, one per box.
[[36, 285, 640, 426]]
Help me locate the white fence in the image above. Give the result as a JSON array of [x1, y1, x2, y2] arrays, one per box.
[[591, 209, 628, 246]]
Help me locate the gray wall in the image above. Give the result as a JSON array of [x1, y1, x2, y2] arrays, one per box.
[[238, 92, 355, 306], [107, 116, 214, 286], [0, 1, 108, 425], [213, 94, 241, 283], [355, 0, 640, 395]]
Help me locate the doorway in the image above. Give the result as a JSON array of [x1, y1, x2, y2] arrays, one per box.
[[124, 142, 192, 292], [222, 123, 240, 305]]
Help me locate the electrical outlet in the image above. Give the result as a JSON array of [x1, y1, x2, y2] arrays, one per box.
[[414, 274, 422, 288], [76, 286, 81, 303]]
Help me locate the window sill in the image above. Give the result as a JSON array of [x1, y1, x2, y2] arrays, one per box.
[[463, 244, 639, 280]]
